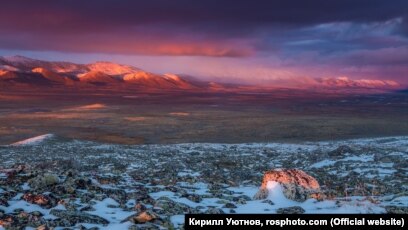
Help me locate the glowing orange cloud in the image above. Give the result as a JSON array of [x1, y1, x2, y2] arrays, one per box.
[[52, 36, 254, 57]]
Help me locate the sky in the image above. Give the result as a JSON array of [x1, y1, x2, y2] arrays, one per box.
[[0, 0, 407, 86]]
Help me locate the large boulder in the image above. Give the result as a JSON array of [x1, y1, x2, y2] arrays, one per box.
[[253, 169, 322, 202]]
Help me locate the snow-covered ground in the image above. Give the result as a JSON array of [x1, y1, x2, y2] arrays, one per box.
[[0, 136, 407, 229]]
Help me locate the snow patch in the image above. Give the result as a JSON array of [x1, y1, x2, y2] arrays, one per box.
[[11, 134, 54, 146], [310, 159, 337, 168]]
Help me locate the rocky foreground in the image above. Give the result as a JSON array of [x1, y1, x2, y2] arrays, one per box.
[[0, 135, 407, 229]]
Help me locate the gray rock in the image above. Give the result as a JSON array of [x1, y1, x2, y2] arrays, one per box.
[[328, 145, 355, 157], [28, 174, 59, 190], [261, 199, 275, 205], [49, 209, 109, 225], [30, 211, 43, 216], [385, 206, 408, 214], [154, 197, 195, 215], [0, 198, 9, 207], [253, 188, 268, 200], [222, 203, 237, 209], [182, 193, 202, 203], [36, 225, 52, 230], [205, 208, 224, 214], [276, 206, 305, 214], [122, 211, 159, 224]]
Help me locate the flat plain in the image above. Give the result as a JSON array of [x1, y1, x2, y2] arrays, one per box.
[[0, 89, 407, 145]]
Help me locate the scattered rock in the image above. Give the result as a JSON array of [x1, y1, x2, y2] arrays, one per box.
[[49, 209, 109, 225], [123, 211, 159, 224], [328, 145, 355, 157], [28, 174, 59, 190], [181, 193, 202, 203], [385, 206, 408, 214], [0, 215, 14, 227], [232, 196, 249, 204], [75, 178, 92, 189], [223, 203, 237, 209], [31, 211, 43, 217], [276, 206, 305, 214], [0, 136, 404, 229], [22, 193, 58, 208], [134, 203, 147, 212], [101, 188, 127, 204], [36, 225, 52, 230], [0, 198, 9, 207], [79, 205, 96, 212], [17, 211, 46, 227], [154, 197, 195, 215], [261, 199, 274, 205], [205, 208, 224, 214], [96, 176, 120, 185]]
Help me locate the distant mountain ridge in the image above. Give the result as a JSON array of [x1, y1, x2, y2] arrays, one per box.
[[0, 55, 401, 92], [0, 55, 209, 90], [316, 76, 400, 89]]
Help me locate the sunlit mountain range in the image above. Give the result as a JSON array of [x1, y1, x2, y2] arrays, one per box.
[[0, 55, 401, 92]]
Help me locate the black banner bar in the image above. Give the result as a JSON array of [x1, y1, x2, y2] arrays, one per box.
[[185, 214, 407, 229]]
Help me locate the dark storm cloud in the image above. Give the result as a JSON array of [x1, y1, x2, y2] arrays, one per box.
[[1, 0, 407, 42]]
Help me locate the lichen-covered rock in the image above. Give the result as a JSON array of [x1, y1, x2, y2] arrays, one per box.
[[22, 193, 58, 209], [253, 188, 269, 200], [17, 211, 47, 227], [328, 145, 355, 157], [0, 215, 14, 228], [134, 203, 147, 212], [96, 175, 120, 185], [205, 207, 224, 214], [49, 209, 109, 225], [76, 178, 92, 189], [385, 206, 408, 214], [181, 193, 202, 203], [232, 195, 250, 204], [88, 186, 127, 204], [276, 206, 305, 214], [122, 211, 159, 224], [0, 197, 9, 207], [28, 174, 59, 190], [223, 203, 237, 209], [153, 197, 195, 215], [254, 169, 322, 202], [261, 199, 275, 205], [36, 224, 52, 230]]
